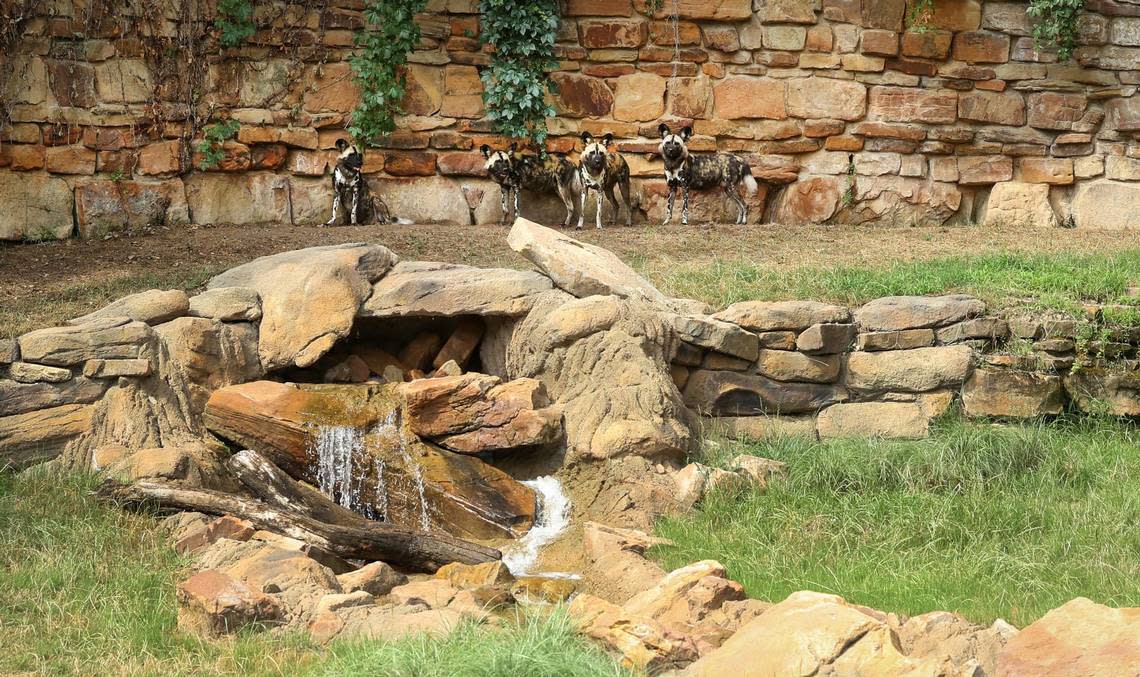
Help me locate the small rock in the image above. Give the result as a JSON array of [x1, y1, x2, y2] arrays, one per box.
[[674, 463, 748, 508], [854, 295, 985, 332], [175, 515, 256, 555], [854, 328, 936, 351], [569, 593, 699, 672], [7, 362, 72, 384], [731, 455, 788, 486], [433, 318, 485, 369], [188, 287, 262, 322], [82, 358, 152, 378], [0, 339, 18, 365], [936, 317, 1010, 344], [324, 355, 371, 383], [398, 332, 443, 371], [313, 590, 376, 617], [583, 521, 673, 561], [70, 289, 190, 326], [511, 576, 578, 604], [389, 579, 459, 608], [434, 561, 514, 589], [796, 323, 856, 354], [432, 359, 462, 377], [338, 561, 407, 596], [624, 560, 747, 651], [177, 570, 282, 636]]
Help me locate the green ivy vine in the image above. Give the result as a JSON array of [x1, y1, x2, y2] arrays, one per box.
[[349, 0, 427, 143], [479, 0, 559, 147], [1027, 0, 1085, 61], [216, 0, 255, 47], [196, 119, 240, 170]]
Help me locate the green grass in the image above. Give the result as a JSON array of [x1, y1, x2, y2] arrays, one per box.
[[653, 415, 1140, 628], [0, 469, 630, 676], [0, 266, 224, 339], [645, 250, 1140, 313]]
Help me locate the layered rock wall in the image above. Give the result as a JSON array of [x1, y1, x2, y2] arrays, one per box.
[[3, 0, 1140, 239]]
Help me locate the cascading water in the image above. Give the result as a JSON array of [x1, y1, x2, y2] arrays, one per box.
[[503, 476, 572, 577], [314, 425, 366, 512]]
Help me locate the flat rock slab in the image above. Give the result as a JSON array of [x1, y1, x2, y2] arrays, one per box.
[[0, 376, 110, 417], [0, 404, 94, 471], [507, 217, 667, 302], [854, 294, 986, 331], [963, 368, 1065, 418], [18, 317, 152, 367], [996, 597, 1140, 676], [713, 300, 851, 333], [361, 261, 552, 318], [208, 243, 397, 370], [1065, 368, 1140, 417], [846, 345, 974, 393], [69, 289, 189, 326], [683, 369, 846, 416], [189, 287, 262, 322], [668, 314, 760, 361], [816, 401, 931, 440]]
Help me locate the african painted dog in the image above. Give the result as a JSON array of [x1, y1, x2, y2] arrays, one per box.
[[657, 123, 759, 225], [481, 143, 580, 227], [577, 132, 632, 230], [325, 139, 395, 226]]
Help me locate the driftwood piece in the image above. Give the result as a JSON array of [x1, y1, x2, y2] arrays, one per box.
[[96, 478, 501, 572], [225, 449, 365, 527]]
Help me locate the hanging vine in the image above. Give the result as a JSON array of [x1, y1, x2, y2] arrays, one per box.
[[479, 0, 559, 148], [1027, 0, 1085, 61], [349, 0, 426, 143]]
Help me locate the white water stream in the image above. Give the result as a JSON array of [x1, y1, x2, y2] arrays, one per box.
[[502, 476, 572, 577]]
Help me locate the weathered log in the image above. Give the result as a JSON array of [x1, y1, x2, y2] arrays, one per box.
[[96, 478, 501, 572], [225, 449, 364, 527]]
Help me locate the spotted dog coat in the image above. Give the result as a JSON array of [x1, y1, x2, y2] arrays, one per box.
[[657, 124, 759, 225], [326, 139, 393, 226], [577, 132, 632, 230], [481, 143, 580, 227]]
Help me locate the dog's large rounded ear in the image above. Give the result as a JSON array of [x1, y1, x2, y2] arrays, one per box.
[[681, 126, 693, 141], [603, 132, 614, 147], [480, 144, 491, 158], [335, 138, 349, 151], [657, 123, 670, 138], [580, 131, 592, 144]]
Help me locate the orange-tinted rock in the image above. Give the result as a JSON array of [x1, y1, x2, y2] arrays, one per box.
[[436, 151, 486, 176], [250, 143, 288, 169], [383, 151, 436, 176], [952, 31, 1010, 63], [1019, 157, 1073, 185], [668, 77, 711, 118], [177, 570, 281, 636], [958, 90, 1026, 126], [137, 140, 184, 176], [713, 77, 786, 120], [1027, 92, 1087, 130], [565, 0, 633, 16], [45, 145, 96, 175], [995, 598, 1140, 677], [579, 19, 646, 48], [552, 73, 614, 118], [861, 29, 899, 56], [75, 179, 188, 239], [958, 155, 1013, 184], [773, 175, 842, 223], [4, 144, 45, 171], [861, 0, 905, 29], [302, 62, 360, 113], [634, 0, 751, 20], [901, 30, 953, 59], [869, 86, 957, 123]]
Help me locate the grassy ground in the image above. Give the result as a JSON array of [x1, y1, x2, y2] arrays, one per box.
[[653, 415, 1140, 628], [0, 470, 630, 676], [2, 222, 1137, 337]]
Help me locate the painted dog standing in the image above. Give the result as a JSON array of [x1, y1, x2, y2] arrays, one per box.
[[577, 132, 633, 229], [325, 138, 395, 226], [657, 123, 759, 225], [481, 143, 580, 227]]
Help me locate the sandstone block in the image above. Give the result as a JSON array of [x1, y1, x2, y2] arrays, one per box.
[[959, 90, 1026, 126], [869, 86, 957, 124], [683, 369, 846, 415], [786, 78, 866, 121], [189, 287, 262, 322], [713, 77, 787, 120], [963, 369, 1064, 418], [361, 261, 552, 318], [952, 31, 1010, 63], [1070, 180, 1140, 230], [855, 295, 985, 331], [19, 318, 151, 367], [995, 598, 1140, 676], [338, 561, 407, 596], [846, 345, 974, 393], [817, 401, 931, 439], [70, 289, 189, 326], [715, 300, 851, 333], [0, 404, 93, 471], [958, 155, 1013, 184], [983, 181, 1058, 228], [755, 349, 841, 383], [613, 72, 666, 122], [0, 171, 74, 241], [82, 358, 152, 378], [177, 570, 281, 637]]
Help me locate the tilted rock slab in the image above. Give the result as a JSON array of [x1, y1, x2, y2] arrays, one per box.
[[208, 243, 397, 370], [713, 300, 851, 333], [0, 404, 93, 471], [203, 380, 536, 540], [503, 292, 693, 463], [18, 317, 152, 366], [69, 289, 190, 326], [507, 217, 668, 303], [402, 373, 562, 454], [361, 261, 552, 318], [854, 294, 986, 332], [996, 597, 1140, 676]]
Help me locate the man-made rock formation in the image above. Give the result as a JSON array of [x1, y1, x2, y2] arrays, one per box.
[[362, 261, 552, 318], [995, 597, 1140, 676]]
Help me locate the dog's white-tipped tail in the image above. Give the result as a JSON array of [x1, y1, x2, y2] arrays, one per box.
[[743, 172, 759, 196], [394, 217, 414, 225]]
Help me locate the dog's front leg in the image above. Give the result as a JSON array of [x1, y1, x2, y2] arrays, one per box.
[[682, 186, 690, 226], [577, 186, 587, 230], [349, 181, 361, 225], [594, 188, 603, 230], [499, 187, 508, 225], [326, 191, 341, 227], [513, 187, 521, 223], [664, 185, 675, 225]]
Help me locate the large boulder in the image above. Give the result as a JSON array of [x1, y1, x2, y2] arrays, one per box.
[[401, 374, 562, 453], [689, 591, 944, 676], [622, 559, 748, 651], [208, 244, 397, 370], [507, 218, 668, 303], [963, 368, 1066, 418], [0, 171, 73, 241], [854, 295, 986, 331], [1070, 180, 1140, 230], [223, 544, 342, 624], [502, 292, 693, 463], [568, 593, 700, 672], [1065, 368, 1140, 417], [996, 597, 1140, 676], [846, 345, 974, 393], [816, 401, 932, 439], [984, 181, 1058, 228], [360, 261, 553, 318], [203, 380, 537, 539], [154, 317, 262, 412]]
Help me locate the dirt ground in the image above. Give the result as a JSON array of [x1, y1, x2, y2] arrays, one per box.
[[1, 220, 1136, 337]]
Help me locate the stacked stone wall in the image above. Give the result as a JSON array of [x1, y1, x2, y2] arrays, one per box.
[[3, 0, 1140, 239]]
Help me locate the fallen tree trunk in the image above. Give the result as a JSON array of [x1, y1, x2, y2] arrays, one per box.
[[225, 449, 364, 527], [96, 478, 501, 572]]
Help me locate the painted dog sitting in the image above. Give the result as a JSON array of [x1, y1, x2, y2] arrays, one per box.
[[577, 132, 632, 230], [481, 143, 579, 227], [657, 123, 759, 225], [325, 138, 395, 226]]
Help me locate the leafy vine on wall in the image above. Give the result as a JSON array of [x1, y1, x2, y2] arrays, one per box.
[[478, 0, 560, 148], [349, 0, 427, 144], [909, 0, 1086, 61]]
